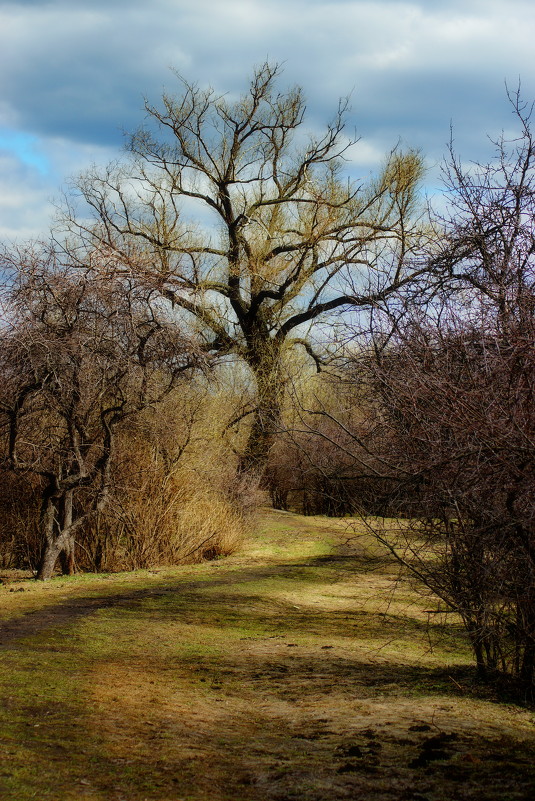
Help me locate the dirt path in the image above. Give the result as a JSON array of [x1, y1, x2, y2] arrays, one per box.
[[1, 511, 535, 800]]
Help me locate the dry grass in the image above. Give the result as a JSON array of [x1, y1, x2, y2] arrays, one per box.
[[86, 469, 251, 571], [0, 386, 260, 574]]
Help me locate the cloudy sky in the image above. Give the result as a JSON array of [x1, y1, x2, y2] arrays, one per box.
[[1, 0, 534, 240]]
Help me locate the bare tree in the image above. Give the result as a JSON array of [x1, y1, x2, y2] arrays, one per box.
[[336, 92, 535, 693], [358, 304, 535, 690], [66, 63, 431, 475], [0, 245, 204, 580]]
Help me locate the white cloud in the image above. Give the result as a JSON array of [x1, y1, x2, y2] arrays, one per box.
[[0, 152, 53, 241]]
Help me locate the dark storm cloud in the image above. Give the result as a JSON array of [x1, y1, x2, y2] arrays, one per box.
[[1, 0, 534, 237], [1, 1, 182, 145]]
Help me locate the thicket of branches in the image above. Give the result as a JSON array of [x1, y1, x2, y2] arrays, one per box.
[[290, 91, 535, 695], [366, 310, 535, 687]]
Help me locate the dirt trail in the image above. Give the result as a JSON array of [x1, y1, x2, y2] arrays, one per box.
[[1, 511, 535, 800]]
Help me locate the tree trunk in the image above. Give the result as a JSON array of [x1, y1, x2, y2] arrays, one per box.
[[36, 498, 58, 581], [240, 346, 285, 479], [37, 531, 76, 581], [35, 491, 76, 580], [59, 536, 76, 575], [241, 404, 279, 475], [520, 640, 535, 690], [58, 491, 76, 575], [36, 541, 63, 581]]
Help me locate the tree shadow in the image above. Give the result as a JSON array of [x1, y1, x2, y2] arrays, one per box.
[[2, 555, 535, 800]]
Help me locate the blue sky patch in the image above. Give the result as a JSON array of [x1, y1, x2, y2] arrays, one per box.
[[0, 130, 50, 175]]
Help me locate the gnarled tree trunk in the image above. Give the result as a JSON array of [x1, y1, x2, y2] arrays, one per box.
[[36, 489, 77, 580]]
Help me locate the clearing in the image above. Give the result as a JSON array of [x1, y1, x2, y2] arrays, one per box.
[[1, 510, 534, 800]]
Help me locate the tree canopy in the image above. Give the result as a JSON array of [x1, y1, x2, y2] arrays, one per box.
[[68, 63, 431, 471]]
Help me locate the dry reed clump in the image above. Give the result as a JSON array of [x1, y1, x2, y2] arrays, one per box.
[[75, 459, 257, 573], [0, 462, 255, 575]]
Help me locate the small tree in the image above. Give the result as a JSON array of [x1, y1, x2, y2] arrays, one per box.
[[0, 245, 204, 579], [364, 312, 534, 677], [67, 63, 430, 475]]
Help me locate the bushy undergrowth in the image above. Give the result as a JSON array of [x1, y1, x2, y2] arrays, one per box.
[[0, 390, 259, 575], [0, 473, 41, 570]]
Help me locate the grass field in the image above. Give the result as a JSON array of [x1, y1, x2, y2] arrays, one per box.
[[1, 510, 534, 800]]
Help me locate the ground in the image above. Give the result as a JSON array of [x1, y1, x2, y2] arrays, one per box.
[[1, 510, 535, 800]]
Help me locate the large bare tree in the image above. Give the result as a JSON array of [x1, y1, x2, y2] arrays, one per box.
[[67, 64, 431, 473]]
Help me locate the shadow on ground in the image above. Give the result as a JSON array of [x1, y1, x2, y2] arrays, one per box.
[[1, 552, 535, 801]]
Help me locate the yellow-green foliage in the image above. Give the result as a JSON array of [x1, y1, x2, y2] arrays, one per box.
[[75, 384, 259, 572]]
